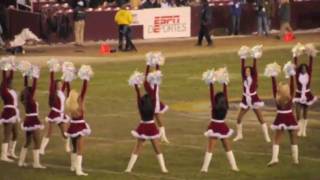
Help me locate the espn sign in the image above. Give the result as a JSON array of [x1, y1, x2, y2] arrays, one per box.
[[132, 7, 191, 39]]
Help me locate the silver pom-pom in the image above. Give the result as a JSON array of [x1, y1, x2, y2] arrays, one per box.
[[251, 45, 263, 59], [31, 65, 40, 79], [283, 61, 296, 78], [147, 70, 162, 85], [0, 56, 16, 71], [202, 69, 215, 85], [238, 46, 251, 59], [292, 43, 305, 57], [145, 51, 165, 67], [264, 62, 281, 77], [215, 67, 230, 85], [128, 70, 144, 87], [78, 65, 94, 81], [61, 62, 76, 82], [304, 43, 318, 57], [17, 61, 32, 76], [47, 58, 61, 72]]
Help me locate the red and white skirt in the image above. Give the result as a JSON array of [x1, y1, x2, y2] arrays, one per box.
[[271, 110, 299, 130], [46, 108, 70, 124], [155, 102, 169, 114], [293, 90, 317, 106], [21, 114, 44, 132], [66, 119, 91, 138], [0, 106, 20, 124], [131, 120, 160, 140], [240, 92, 264, 109], [204, 119, 233, 139]]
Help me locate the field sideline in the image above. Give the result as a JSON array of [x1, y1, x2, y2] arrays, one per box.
[[0, 33, 320, 180]]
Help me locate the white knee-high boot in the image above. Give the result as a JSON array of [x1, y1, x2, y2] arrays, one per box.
[[302, 119, 308, 137], [65, 138, 71, 153], [233, 123, 243, 142], [1, 143, 14, 162], [8, 141, 18, 159], [261, 123, 271, 143], [39, 137, 50, 155], [159, 127, 170, 144], [200, 152, 212, 172], [33, 149, 46, 169], [156, 153, 168, 173], [268, 144, 279, 166], [125, 154, 138, 173], [18, 148, 28, 167], [70, 153, 77, 171], [76, 155, 88, 176], [291, 145, 299, 164], [226, 151, 239, 171]]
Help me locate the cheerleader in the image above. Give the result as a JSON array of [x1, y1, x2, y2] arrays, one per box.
[[144, 52, 170, 143], [65, 65, 93, 176], [200, 68, 239, 172], [40, 60, 73, 155], [125, 71, 168, 173], [266, 62, 299, 166], [292, 43, 318, 137], [233, 46, 271, 142], [18, 65, 46, 168], [0, 59, 19, 162]]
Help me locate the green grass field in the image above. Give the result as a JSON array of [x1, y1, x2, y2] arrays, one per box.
[[0, 37, 320, 180]]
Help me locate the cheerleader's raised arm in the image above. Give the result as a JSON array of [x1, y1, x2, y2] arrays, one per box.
[[241, 58, 246, 79], [223, 83, 229, 108], [24, 76, 28, 87], [80, 80, 88, 102], [271, 76, 277, 99]]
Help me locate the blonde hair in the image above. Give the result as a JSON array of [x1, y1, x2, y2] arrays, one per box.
[[66, 90, 82, 117], [276, 82, 291, 107]]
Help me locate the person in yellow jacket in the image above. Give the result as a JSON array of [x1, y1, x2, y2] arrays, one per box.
[[114, 4, 137, 51]]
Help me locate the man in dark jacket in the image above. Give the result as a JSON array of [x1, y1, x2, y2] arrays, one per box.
[[197, 0, 212, 46], [230, 0, 241, 35], [73, 0, 86, 46]]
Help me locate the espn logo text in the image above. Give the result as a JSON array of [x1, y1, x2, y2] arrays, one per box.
[[148, 15, 187, 34]]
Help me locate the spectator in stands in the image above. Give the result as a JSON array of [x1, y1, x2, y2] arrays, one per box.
[[161, 0, 176, 8], [230, 0, 242, 35], [114, 3, 136, 51], [176, 0, 189, 7], [140, 0, 161, 9], [197, 0, 213, 46], [255, 0, 269, 36], [278, 0, 293, 39], [73, 0, 86, 46]]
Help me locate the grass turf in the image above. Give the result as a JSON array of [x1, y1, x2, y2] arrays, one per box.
[[0, 46, 320, 180]]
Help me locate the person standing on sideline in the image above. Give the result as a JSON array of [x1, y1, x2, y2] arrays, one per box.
[[197, 0, 212, 46], [278, 0, 293, 39], [255, 0, 269, 36], [73, 0, 86, 46], [114, 4, 136, 51], [230, 0, 241, 35]]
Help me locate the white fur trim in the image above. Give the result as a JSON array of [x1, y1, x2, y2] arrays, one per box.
[[66, 123, 91, 138], [293, 96, 318, 106], [0, 115, 20, 124], [157, 105, 169, 114], [204, 129, 234, 139], [45, 116, 70, 124], [21, 124, 44, 131], [271, 124, 299, 130], [131, 130, 161, 140], [239, 102, 249, 109], [253, 101, 265, 109]]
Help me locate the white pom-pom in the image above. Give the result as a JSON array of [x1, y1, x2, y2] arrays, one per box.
[[47, 58, 61, 72], [304, 43, 318, 57], [251, 45, 263, 59], [128, 70, 144, 87], [283, 61, 296, 78], [153, 51, 165, 66], [292, 43, 305, 57], [264, 62, 281, 77], [145, 51, 165, 66], [147, 70, 162, 85], [202, 69, 215, 85], [61, 62, 76, 82], [215, 67, 230, 85], [78, 65, 94, 81], [17, 61, 32, 76], [0, 56, 16, 71], [31, 65, 40, 79], [238, 46, 251, 59]]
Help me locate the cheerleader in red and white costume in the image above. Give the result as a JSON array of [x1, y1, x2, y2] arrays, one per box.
[[267, 63, 299, 166], [65, 65, 92, 176], [233, 46, 271, 142], [200, 68, 239, 172], [18, 65, 46, 169], [40, 60, 73, 155], [125, 71, 168, 173], [0, 59, 20, 162], [144, 52, 170, 144], [292, 43, 318, 137]]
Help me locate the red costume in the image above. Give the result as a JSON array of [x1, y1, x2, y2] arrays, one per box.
[[270, 76, 298, 130], [239, 58, 264, 109], [204, 83, 233, 139], [66, 80, 91, 137]]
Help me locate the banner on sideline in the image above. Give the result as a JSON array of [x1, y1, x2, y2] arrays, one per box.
[[132, 7, 191, 39]]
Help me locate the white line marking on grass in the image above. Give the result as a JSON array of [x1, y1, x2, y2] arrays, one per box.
[[45, 163, 186, 180]]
